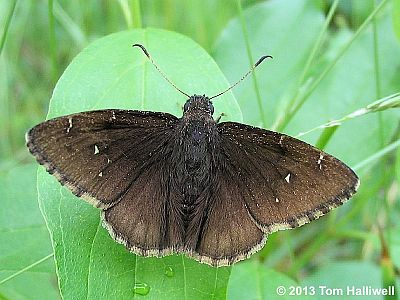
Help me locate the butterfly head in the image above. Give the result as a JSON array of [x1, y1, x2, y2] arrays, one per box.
[[183, 95, 214, 116]]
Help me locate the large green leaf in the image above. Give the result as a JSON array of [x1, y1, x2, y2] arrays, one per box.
[[37, 28, 239, 299], [227, 261, 311, 300], [0, 164, 60, 299]]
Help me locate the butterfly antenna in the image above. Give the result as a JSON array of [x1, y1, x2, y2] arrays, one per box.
[[132, 44, 191, 98], [209, 55, 272, 100]]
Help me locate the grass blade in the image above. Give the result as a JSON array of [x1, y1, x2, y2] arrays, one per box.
[[0, 0, 17, 56], [277, 0, 389, 131], [236, 0, 266, 127], [132, 0, 142, 29], [315, 125, 339, 150], [393, 0, 400, 41], [118, 0, 142, 29], [48, 0, 58, 83], [296, 92, 400, 138], [353, 139, 400, 171], [297, 0, 339, 96], [54, 1, 87, 48]]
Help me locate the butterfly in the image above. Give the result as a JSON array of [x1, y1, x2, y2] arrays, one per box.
[[26, 44, 359, 267]]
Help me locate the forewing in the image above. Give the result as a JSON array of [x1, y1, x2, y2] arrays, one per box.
[[218, 122, 359, 233], [26, 109, 178, 209]]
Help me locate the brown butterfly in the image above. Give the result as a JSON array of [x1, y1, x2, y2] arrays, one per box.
[[26, 44, 359, 267]]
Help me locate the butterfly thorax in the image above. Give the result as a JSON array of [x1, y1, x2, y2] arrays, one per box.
[[171, 96, 219, 222]]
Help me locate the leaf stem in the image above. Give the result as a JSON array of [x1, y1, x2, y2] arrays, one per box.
[[132, 0, 142, 29], [118, 0, 133, 29], [0, 253, 54, 285], [352, 139, 400, 171], [288, 232, 330, 277], [334, 230, 371, 240], [372, 0, 385, 150], [53, 1, 87, 48], [299, 1, 340, 149], [297, 0, 339, 90], [0, 0, 17, 57], [372, 2, 382, 101], [48, 0, 58, 83], [118, 0, 142, 29], [236, 0, 266, 127], [0, 0, 16, 159], [337, 169, 391, 228], [296, 93, 400, 138]]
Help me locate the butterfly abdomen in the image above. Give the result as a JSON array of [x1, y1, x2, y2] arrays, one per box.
[[167, 111, 221, 247]]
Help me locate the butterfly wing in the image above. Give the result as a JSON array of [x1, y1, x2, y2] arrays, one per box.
[[26, 109, 178, 209], [187, 169, 267, 267], [217, 121, 359, 233], [28, 111, 359, 266], [187, 121, 359, 266]]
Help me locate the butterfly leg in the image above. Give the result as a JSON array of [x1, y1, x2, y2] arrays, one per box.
[[215, 112, 226, 123]]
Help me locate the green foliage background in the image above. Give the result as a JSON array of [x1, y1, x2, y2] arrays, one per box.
[[0, 0, 399, 299]]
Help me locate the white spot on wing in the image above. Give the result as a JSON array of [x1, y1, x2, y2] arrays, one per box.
[[98, 171, 103, 177], [112, 111, 116, 120], [66, 117, 73, 133], [285, 173, 291, 183], [275, 198, 279, 203], [94, 145, 99, 154], [107, 158, 111, 163], [317, 153, 324, 169]]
